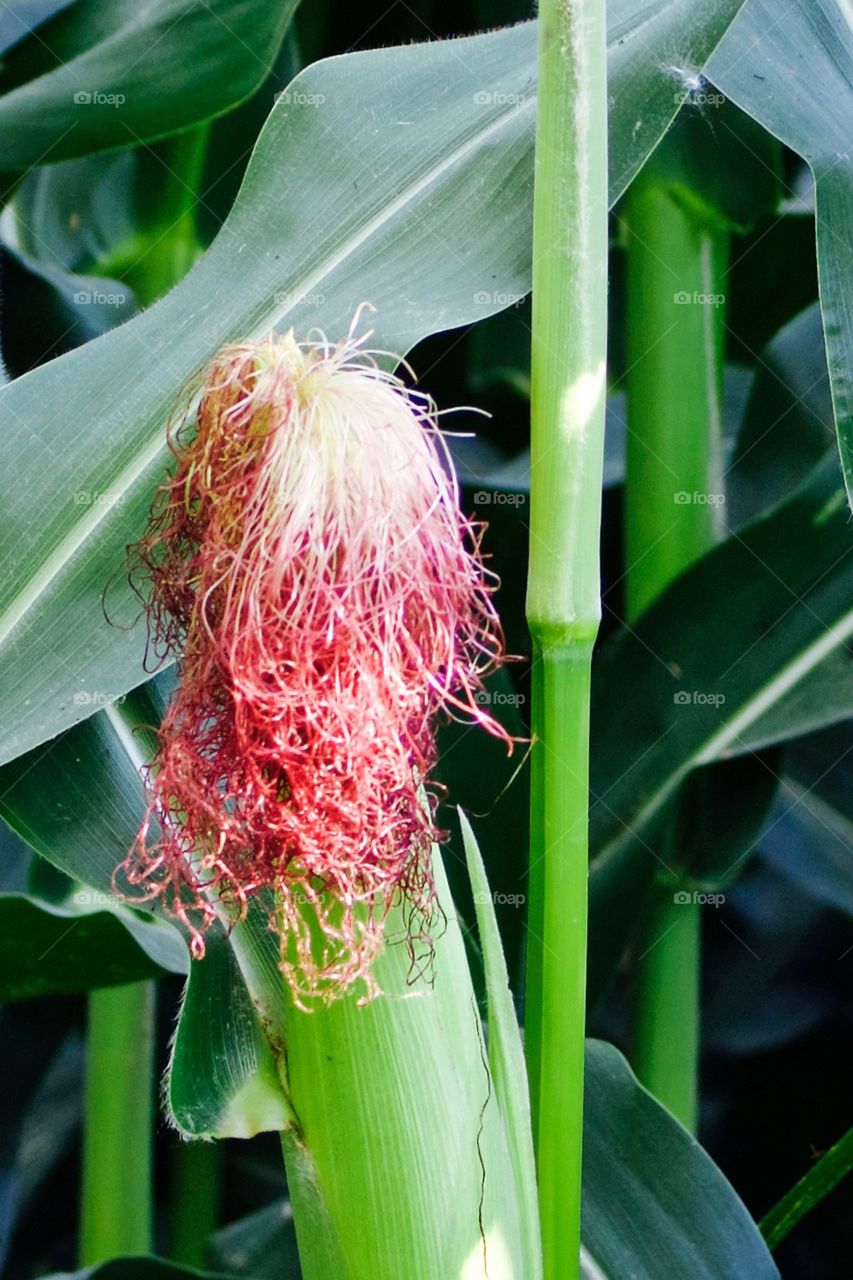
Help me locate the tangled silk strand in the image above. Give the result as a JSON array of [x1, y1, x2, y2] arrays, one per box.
[[117, 327, 513, 1003]]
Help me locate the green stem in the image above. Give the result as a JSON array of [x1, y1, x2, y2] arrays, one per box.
[[632, 881, 701, 1130], [80, 981, 156, 1265], [170, 1140, 221, 1266], [760, 1126, 853, 1250], [624, 161, 727, 1132], [525, 0, 608, 1275]]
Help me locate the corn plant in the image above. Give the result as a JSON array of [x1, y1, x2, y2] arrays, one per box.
[[0, 2, 851, 1279]]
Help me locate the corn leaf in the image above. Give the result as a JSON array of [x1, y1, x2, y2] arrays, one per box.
[[0, 0, 747, 766]]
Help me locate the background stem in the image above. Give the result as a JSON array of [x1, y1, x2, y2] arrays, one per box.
[[80, 981, 156, 1265], [760, 1125, 853, 1251], [624, 158, 728, 1131], [525, 0, 608, 1274], [170, 1141, 221, 1266]]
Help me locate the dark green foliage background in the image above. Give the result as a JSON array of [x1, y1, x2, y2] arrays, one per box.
[[0, 1, 850, 1278]]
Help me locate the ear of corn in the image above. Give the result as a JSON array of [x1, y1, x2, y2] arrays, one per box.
[[281, 845, 533, 1280]]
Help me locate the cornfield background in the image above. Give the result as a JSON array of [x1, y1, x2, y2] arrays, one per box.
[[0, 1, 851, 1278]]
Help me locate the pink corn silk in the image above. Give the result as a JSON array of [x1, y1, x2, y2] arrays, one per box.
[[117, 331, 514, 1002]]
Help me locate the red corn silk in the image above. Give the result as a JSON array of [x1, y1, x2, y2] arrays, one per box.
[[117, 325, 514, 1004]]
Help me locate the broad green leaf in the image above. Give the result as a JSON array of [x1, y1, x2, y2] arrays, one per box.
[[0, 890, 185, 1000], [604, 0, 747, 199], [0, 681, 167, 894], [708, 0, 853, 504], [0, 0, 300, 170], [740, 643, 853, 753], [590, 457, 852, 878], [459, 808, 542, 1280], [587, 457, 852, 994], [0, 0, 748, 766], [582, 1040, 779, 1278]]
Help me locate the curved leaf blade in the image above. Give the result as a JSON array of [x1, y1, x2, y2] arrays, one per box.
[[0, 0, 300, 169], [708, 0, 853, 504], [0, 892, 186, 999], [582, 1040, 779, 1278], [590, 457, 853, 879], [33, 1261, 233, 1280]]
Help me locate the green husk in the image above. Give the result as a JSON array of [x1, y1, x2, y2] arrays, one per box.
[[281, 850, 529, 1279]]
